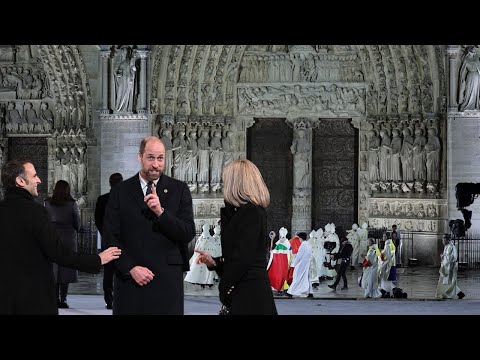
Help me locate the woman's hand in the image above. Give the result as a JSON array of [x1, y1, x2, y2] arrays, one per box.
[[195, 249, 216, 267], [98, 247, 121, 265]]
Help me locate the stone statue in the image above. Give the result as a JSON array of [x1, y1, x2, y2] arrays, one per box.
[[221, 130, 235, 167], [197, 129, 210, 192], [77, 145, 86, 195], [458, 46, 480, 111], [6, 102, 27, 133], [368, 129, 380, 182], [390, 128, 402, 181], [412, 128, 426, 181], [54, 147, 62, 185], [40, 102, 54, 132], [185, 131, 198, 188], [291, 129, 310, 189], [69, 147, 79, 195], [24, 102, 39, 133], [424, 127, 441, 182], [161, 129, 173, 177], [379, 129, 391, 181], [400, 127, 414, 181], [172, 129, 187, 182], [114, 46, 137, 112], [209, 130, 223, 192]]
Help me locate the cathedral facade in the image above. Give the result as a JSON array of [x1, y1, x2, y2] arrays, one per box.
[[0, 45, 477, 266]]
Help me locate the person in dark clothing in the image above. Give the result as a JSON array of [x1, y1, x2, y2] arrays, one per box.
[[95, 172, 123, 309], [328, 237, 353, 291], [195, 159, 278, 315], [103, 136, 195, 315], [0, 159, 121, 315], [45, 180, 81, 309]]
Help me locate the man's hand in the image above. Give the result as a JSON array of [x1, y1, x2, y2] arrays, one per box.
[[144, 183, 164, 216], [130, 265, 155, 286]]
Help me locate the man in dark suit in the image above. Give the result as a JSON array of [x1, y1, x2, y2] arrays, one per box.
[[95, 172, 123, 310], [103, 136, 195, 315], [0, 159, 121, 314]]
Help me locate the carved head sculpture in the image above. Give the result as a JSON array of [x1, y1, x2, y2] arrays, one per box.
[[427, 127, 437, 137]]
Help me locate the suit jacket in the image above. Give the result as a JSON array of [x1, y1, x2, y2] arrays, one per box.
[[94, 192, 109, 239], [0, 188, 101, 315], [103, 173, 195, 315]]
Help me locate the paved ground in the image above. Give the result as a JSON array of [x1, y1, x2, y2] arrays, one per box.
[[60, 265, 480, 315]]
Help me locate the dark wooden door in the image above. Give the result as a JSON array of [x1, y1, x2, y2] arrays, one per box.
[[247, 118, 293, 240], [312, 118, 358, 238], [8, 137, 49, 203]]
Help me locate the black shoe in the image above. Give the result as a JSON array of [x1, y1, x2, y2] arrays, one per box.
[[328, 284, 336, 291], [458, 291, 465, 299], [286, 293, 293, 298], [58, 301, 69, 309], [307, 293, 313, 298], [350, 266, 355, 270], [106, 304, 113, 310], [341, 286, 348, 290]]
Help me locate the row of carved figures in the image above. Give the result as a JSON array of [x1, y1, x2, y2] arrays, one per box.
[[238, 84, 366, 115], [367, 125, 440, 185], [52, 144, 87, 196], [370, 201, 437, 218], [159, 125, 235, 193], [0, 65, 46, 100], [1, 101, 54, 133], [239, 53, 363, 83]]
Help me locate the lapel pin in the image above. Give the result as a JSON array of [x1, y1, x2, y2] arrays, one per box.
[[164, 189, 168, 193]]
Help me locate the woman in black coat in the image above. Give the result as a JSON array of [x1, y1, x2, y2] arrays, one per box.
[[196, 159, 277, 315], [45, 180, 81, 308]]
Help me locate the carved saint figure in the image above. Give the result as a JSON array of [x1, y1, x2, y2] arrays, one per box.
[[400, 128, 414, 181], [368, 129, 380, 182], [458, 46, 480, 111], [114, 46, 137, 112], [291, 129, 310, 189], [424, 127, 441, 182]]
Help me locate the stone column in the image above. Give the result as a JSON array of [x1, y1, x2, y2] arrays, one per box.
[[109, 54, 115, 113], [447, 46, 460, 110], [136, 50, 149, 114], [287, 117, 316, 235], [100, 50, 110, 114]]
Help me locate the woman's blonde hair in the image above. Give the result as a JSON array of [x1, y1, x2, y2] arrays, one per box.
[[222, 159, 270, 208]]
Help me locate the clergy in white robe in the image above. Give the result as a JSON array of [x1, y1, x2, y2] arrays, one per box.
[[435, 235, 464, 299], [379, 238, 396, 296], [287, 233, 312, 297], [185, 224, 216, 286], [361, 238, 382, 298]]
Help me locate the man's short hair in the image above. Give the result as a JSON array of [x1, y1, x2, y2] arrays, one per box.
[[1, 159, 30, 189], [109, 173, 123, 187]]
